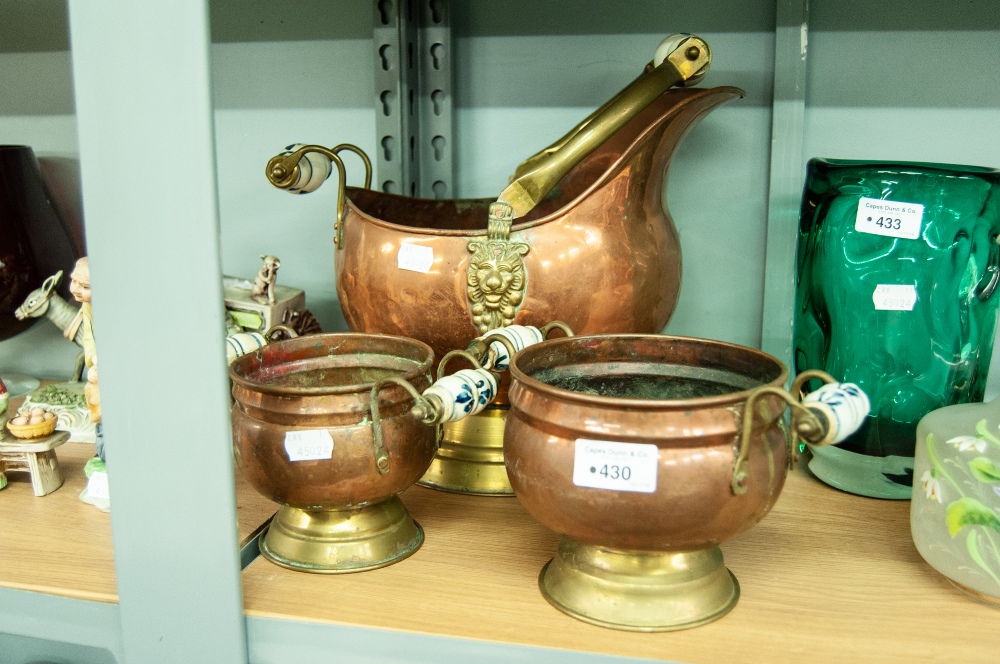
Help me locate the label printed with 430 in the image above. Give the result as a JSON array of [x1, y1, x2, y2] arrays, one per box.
[[572, 439, 659, 493]]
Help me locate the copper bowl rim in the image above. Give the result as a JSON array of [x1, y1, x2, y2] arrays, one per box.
[[343, 87, 745, 238], [508, 334, 789, 411], [228, 332, 434, 398]]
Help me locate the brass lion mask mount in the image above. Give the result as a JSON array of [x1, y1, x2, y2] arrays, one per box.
[[467, 203, 530, 334]]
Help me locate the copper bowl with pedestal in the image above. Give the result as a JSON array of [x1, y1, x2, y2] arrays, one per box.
[[229, 333, 436, 573], [506, 334, 803, 630]]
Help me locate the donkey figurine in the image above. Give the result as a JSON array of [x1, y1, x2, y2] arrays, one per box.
[[15, 270, 86, 381]]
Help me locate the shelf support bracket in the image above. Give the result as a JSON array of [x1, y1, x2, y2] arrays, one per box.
[[372, 0, 455, 199]]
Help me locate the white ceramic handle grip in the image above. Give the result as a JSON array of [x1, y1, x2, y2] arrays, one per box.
[[803, 382, 871, 445], [278, 143, 332, 194], [225, 332, 267, 365]]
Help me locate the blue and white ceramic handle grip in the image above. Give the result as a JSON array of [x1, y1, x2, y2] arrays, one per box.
[[367, 364, 499, 476], [801, 381, 871, 446], [421, 323, 573, 423], [731, 370, 871, 495], [368, 323, 574, 475]]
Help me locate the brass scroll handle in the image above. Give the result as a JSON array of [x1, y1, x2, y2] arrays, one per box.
[[265, 143, 372, 250], [264, 324, 299, 342], [369, 376, 431, 475], [499, 34, 711, 218], [730, 371, 870, 495]]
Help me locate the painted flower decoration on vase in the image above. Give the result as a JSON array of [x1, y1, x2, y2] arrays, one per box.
[[921, 469, 943, 503], [920, 418, 1000, 591], [946, 435, 989, 454]]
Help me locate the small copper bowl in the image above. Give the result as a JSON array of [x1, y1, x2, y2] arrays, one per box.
[[230, 333, 436, 572], [505, 334, 789, 630]]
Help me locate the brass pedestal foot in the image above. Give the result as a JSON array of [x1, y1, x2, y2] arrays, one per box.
[[260, 496, 423, 573], [538, 539, 739, 631], [418, 407, 512, 495]]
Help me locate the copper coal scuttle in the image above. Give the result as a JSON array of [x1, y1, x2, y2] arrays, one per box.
[[234, 35, 872, 631]]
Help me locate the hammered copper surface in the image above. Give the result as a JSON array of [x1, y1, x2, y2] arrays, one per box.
[[229, 333, 436, 509], [334, 87, 743, 364], [505, 335, 789, 552]]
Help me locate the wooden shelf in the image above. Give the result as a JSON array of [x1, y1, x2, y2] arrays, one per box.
[[0, 390, 275, 605], [242, 470, 996, 663], [0, 440, 274, 604], [0, 442, 117, 603]]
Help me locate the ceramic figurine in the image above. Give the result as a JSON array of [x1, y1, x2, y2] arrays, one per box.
[[14, 270, 98, 442], [0, 387, 70, 497], [251, 255, 280, 304], [223, 256, 321, 337], [81, 456, 109, 512], [65, 257, 109, 510], [15, 270, 86, 381]]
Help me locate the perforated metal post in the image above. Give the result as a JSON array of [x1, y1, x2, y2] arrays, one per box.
[[373, 0, 453, 199], [417, 0, 454, 199], [373, 0, 420, 196]]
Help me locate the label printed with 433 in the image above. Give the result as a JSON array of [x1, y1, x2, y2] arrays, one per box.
[[854, 196, 924, 240]]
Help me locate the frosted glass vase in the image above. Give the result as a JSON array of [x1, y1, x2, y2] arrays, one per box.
[[912, 397, 1000, 605]]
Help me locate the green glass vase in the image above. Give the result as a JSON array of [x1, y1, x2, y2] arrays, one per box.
[[794, 159, 1000, 499]]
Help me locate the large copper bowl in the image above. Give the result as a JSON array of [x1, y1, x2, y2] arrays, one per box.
[[505, 334, 789, 630], [230, 333, 436, 572]]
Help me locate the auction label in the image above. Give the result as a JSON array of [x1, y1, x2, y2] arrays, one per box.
[[572, 439, 658, 493], [855, 197, 924, 240], [284, 429, 334, 461], [873, 284, 917, 311], [397, 243, 435, 273]]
